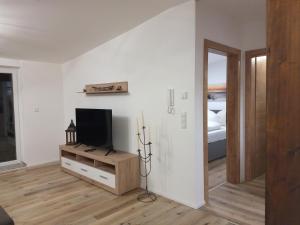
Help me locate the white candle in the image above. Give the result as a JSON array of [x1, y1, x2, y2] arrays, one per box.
[[136, 118, 140, 149], [149, 126, 151, 142], [136, 118, 140, 133], [142, 112, 145, 127], [137, 133, 140, 149]]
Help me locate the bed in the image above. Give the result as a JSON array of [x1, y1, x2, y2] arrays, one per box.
[[208, 110, 227, 162]]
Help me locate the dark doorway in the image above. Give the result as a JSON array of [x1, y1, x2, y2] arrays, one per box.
[[0, 73, 16, 163]]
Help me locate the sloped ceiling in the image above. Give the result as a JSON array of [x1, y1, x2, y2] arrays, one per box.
[[201, 0, 266, 24], [0, 0, 189, 63]]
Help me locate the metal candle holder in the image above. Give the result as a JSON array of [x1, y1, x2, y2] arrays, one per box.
[[137, 125, 157, 202]]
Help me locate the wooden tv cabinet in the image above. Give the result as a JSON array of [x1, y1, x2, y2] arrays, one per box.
[[59, 145, 140, 195]]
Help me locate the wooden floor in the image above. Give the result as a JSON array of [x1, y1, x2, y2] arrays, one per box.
[[0, 162, 26, 172], [0, 164, 237, 225], [208, 158, 226, 190], [207, 176, 265, 225]]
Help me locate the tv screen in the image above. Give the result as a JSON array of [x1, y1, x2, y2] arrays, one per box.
[[76, 108, 112, 148]]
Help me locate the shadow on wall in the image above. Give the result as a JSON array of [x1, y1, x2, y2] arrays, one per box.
[[112, 116, 130, 151], [155, 118, 174, 192]]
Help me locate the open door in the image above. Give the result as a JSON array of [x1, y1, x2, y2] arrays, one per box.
[[267, 0, 300, 224], [203, 40, 241, 202], [245, 49, 267, 182]]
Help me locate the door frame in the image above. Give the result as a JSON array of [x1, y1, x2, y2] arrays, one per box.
[[0, 68, 22, 166], [203, 39, 241, 202], [245, 48, 267, 181]]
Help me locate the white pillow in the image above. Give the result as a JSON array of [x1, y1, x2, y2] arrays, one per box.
[[208, 110, 219, 122], [208, 121, 221, 131], [217, 109, 226, 126]]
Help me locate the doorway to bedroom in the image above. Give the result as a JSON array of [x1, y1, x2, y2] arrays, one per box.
[[203, 40, 241, 203], [207, 52, 227, 190]]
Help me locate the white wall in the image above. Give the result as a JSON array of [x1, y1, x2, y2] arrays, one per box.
[[0, 58, 64, 166], [241, 20, 266, 51], [208, 56, 227, 85], [62, 1, 202, 208], [18, 61, 64, 166]]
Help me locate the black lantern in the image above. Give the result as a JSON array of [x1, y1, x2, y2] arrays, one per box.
[[65, 120, 77, 145]]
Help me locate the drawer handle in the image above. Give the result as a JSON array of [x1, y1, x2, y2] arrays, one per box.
[[100, 175, 108, 180], [81, 168, 88, 172], [65, 162, 71, 166]]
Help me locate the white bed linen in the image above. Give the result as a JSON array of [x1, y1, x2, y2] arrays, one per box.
[[208, 101, 226, 111], [208, 126, 226, 143], [208, 121, 221, 131]]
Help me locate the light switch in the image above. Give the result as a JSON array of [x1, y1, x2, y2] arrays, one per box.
[[181, 112, 187, 129], [34, 107, 40, 112]]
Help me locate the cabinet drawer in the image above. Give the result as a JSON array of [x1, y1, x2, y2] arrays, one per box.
[[61, 157, 76, 171], [75, 162, 93, 176], [61, 157, 88, 175], [61, 157, 115, 189], [90, 168, 116, 188]]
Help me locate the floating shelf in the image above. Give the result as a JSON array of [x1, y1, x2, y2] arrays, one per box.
[[84, 82, 128, 95]]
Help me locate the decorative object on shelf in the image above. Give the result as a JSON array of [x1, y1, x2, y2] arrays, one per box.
[[79, 81, 128, 94], [136, 113, 157, 203], [65, 120, 77, 145]]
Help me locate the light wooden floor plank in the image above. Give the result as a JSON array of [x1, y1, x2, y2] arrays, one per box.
[[209, 158, 226, 190], [0, 164, 236, 225], [206, 176, 265, 225]]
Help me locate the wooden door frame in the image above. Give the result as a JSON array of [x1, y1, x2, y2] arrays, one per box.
[[245, 48, 267, 182], [203, 39, 241, 202]]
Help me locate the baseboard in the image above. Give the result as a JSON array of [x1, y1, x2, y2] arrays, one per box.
[[152, 189, 205, 209], [27, 161, 60, 169], [25, 161, 60, 170]]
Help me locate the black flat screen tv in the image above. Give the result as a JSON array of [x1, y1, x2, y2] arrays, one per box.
[[76, 108, 113, 149]]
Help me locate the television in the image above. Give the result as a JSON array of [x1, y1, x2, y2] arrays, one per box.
[[76, 108, 113, 152]]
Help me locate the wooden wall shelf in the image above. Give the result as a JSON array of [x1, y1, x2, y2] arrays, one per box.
[[208, 90, 226, 93], [84, 82, 128, 95], [60, 145, 139, 195]]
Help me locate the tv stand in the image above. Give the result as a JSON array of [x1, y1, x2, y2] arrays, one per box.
[[105, 148, 116, 156], [84, 148, 96, 152], [74, 143, 114, 155], [73, 143, 82, 148], [59, 145, 140, 195]]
